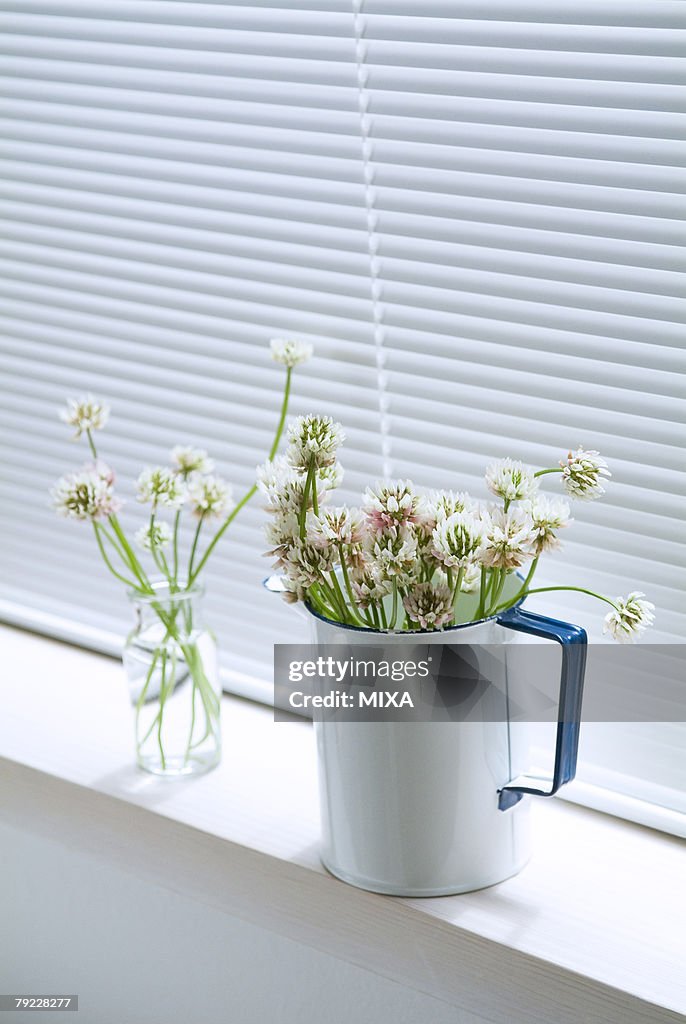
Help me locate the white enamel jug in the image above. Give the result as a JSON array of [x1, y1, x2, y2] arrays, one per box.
[[267, 575, 587, 896]]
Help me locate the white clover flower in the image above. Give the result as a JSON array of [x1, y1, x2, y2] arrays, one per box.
[[403, 582, 454, 631], [286, 415, 345, 472], [171, 445, 214, 477], [307, 506, 367, 548], [480, 507, 536, 570], [264, 511, 301, 569], [135, 521, 172, 551], [460, 562, 481, 593], [363, 480, 430, 534], [88, 459, 116, 485], [59, 395, 110, 439], [258, 457, 323, 516], [429, 490, 475, 522], [283, 540, 335, 588], [370, 526, 418, 583], [561, 447, 611, 500], [432, 511, 485, 570], [528, 495, 572, 555], [270, 337, 313, 368], [187, 473, 233, 520], [317, 461, 344, 492], [485, 458, 538, 503], [603, 592, 655, 643], [51, 465, 122, 521], [350, 569, 392, 610], [280, 576, 307, 605], [265, 511, 300, 550], [136, 467, 186, 510]]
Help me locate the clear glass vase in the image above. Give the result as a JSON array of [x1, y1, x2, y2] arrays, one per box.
[[123, 582, 221, 777]]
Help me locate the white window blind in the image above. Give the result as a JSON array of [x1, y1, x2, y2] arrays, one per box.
[[0, 0, 383, 701], [0, 2, 684, 827], [351, 0, 686, 831]]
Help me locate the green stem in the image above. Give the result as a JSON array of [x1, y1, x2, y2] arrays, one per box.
[[328, 571, 352, 623], [337, 545, 367, 626], [158, 549, 174, 584], [487, 569, 509, 616], [499, 584, 620, 614], [308, 584, 337, 619], [187, 364, 293, 585], [534, 467, 562, 478], [451, 567, 465, 608], [135, 650, 160, 716], [298, 462, 315, 541], [109, 514, 152, 592], [389, 579, 399, 629], [188, 487, 255, 585], [188, 515, 205, 581], [148, 513, 169, 581], [269, 367, 292, 461], [311, 467, 319, 517], [86, 429, 98, 459], [318, 579, 346, 622], [92, 523, 138, 589], [184, 678, 198, 764], [99, 522, 129, 567], [476, 566, 488, 619], [157, 651, 168, 770], [172, 509, 181, 586]]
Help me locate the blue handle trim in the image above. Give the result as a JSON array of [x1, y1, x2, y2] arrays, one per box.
[[496, 607, 587, 811]]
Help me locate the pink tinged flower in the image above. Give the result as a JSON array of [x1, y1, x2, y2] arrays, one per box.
[[485, 458, 538, 503], [431, 511, 485, 569], [403, 582, 454, 631], [480, 507, 536, 570], [363, 480, 429, 533], [186, 473, 233, 519], [87, 459, 116, 485], [528, 495, 572, 555], [561, 447, 611, 500], [51, 465, 122, 521], [270, 337, 313, 368], [59, 395, 110, 438], [603, 592, 655, 643]]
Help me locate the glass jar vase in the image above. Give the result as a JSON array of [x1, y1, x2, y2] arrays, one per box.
[[123, 582, 221, 777]]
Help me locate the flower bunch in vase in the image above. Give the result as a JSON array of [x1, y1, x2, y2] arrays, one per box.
[[260, 416, 655, 642], [51, 339, 312, 775]]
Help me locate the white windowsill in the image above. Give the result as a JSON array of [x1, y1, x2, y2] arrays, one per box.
[[1, 624, 684, 1024]]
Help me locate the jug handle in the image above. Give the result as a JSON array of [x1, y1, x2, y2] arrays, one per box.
[[495, 606, 587, 811]]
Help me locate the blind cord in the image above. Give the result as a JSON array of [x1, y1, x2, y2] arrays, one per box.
[[352, 0, 392, 480]]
